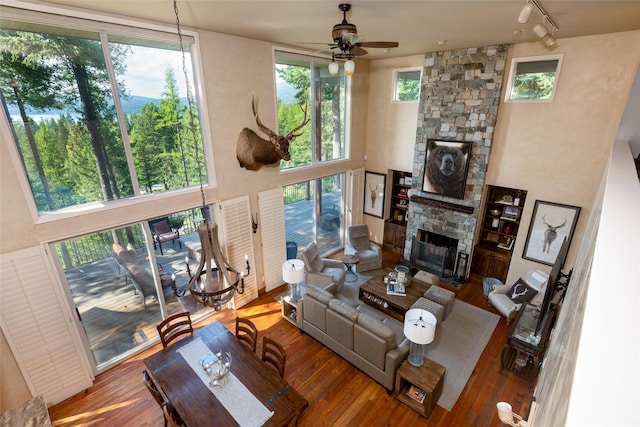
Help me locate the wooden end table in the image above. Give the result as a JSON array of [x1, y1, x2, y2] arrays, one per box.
[[340, 254, 360, 282], [394, 358, 446, 418]]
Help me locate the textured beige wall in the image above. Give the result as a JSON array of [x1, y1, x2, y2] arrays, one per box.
[[363, 55, 423, 243], [0, 329, 30, 412], [489, 30, 640, 284]]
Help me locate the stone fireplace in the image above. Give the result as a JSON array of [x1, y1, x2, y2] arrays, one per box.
[[404, 45, 508, 281]]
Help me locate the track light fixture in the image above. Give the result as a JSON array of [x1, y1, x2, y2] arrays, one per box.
[[516, 0, 559, 47]]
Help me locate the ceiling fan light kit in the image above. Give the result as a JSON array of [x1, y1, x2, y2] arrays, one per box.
[[516, 0, 559, 48], [321, 3, 399, 76]]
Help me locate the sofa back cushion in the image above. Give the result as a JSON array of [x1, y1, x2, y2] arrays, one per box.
[[326, 300, 357, 350], [112, 243, 137, 263], [354, 312, 397, 370], [302, 285, 333, 332]]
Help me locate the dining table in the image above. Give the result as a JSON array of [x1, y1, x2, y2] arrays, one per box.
[[144, 320, 308, 426]]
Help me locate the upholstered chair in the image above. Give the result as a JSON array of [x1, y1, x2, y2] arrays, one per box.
[[488, 269, 549, 324], [345, 224, 382, 272], [300, 242, 345, 292]]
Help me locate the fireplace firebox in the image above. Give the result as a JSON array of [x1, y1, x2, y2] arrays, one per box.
[[410, 229, 459, 278]]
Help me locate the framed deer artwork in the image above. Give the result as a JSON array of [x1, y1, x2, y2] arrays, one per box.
[[364, 171, 386, 218], [522, 200, 581, 266]]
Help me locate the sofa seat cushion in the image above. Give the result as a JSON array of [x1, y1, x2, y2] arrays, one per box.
[[356, 312, 397, 351], [306, 284, 334, 305], [329, 299, 358, 322]]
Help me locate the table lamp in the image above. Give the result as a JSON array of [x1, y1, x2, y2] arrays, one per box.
[[282, 259, 305, 301], [403, 308, 437, 367]]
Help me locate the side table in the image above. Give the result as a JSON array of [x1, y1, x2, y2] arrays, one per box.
[[280, 284, 304, 328], [394, 358, 446, 418], [340, 254, 360, 282]]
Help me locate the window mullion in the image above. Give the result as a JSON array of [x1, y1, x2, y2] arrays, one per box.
[[100, 33, 141, 195]]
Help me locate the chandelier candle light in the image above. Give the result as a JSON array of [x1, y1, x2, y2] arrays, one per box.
[[282, 259, 305, 301], [403, 308, 437, 367]]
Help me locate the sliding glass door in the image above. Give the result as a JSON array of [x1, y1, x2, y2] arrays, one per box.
[[284, 173, 345, 257], [54, 207, 213, 370]]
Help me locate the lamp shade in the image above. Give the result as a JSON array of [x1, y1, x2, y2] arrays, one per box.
[[344, 59, 355, 75], [496, 402, 514, 423], [403, 308, 437, 344], [282, 259, 305, 284], [328, 61, 339, 75]]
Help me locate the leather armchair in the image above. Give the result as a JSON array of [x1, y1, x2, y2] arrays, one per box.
[[345, 224, 382, 272], [300, 242, 346, 292], [488, 269, 549, 324]]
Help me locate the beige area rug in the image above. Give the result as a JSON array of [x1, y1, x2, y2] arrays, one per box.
[[342, 272, 499, 411], [304, 271, 499, 412], [425, 299, 499, 411]]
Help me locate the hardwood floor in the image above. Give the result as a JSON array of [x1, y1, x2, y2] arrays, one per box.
[[49, 249, 533, 426]]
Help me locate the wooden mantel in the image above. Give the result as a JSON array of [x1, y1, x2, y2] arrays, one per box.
[[410, 195, 474, 214]]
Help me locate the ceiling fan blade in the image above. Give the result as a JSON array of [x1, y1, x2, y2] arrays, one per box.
[[350, 46, 368, 56], [358, 41, 399, 49]]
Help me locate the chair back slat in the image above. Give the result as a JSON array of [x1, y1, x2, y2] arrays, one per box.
[[157, 312, 193, 348], [235, 317, 258, 353], [262, 336, 286, 378]]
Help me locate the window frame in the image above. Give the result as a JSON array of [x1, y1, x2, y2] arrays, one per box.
[[392, 67, 422, 102], [0, 4, 215, 224], [274, 48, 351, 172], [504, 54, 564, 103]]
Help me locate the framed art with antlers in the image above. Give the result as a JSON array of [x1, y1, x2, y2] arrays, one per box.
[[364, 171, 386, 218], [522, 200, 581, 266]]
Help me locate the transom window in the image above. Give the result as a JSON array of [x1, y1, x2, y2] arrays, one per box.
[[0, 9, 208, 215], [275, 51, 348, 169], [393, 68, 422, 101], [505, 54, 563, 102]]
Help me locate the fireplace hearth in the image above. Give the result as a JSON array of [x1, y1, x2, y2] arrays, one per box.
[[410, 229, 459, 278]]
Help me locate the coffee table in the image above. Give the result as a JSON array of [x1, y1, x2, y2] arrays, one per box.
[[358, 268, 430, 321]]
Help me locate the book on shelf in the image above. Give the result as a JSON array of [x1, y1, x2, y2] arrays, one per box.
[[386, 282, 406, 296], [407, 385, 426, 403]]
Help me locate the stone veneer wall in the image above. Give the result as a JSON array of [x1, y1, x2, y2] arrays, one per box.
[[406, 45, 508, 271]]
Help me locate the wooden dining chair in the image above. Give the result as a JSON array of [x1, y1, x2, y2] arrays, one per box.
[[156, 312, 193, 348], [142, 370, 184, 427], [261, 336, 287, 378], [235, 316, 258, 353]]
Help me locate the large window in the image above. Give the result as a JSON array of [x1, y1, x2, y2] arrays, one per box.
[[275, 52, 347, 169], [0, 10, 207, 215]]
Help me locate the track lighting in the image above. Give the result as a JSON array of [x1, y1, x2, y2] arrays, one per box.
[[516, 0, 559, 47], [518, 2, 534, 24]]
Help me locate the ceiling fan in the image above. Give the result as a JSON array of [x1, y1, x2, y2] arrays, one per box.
[[328, 3, 399, 60]]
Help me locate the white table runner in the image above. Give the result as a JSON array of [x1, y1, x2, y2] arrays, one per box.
[[177, 338, 273, 427]]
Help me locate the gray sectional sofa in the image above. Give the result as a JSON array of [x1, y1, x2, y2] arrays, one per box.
[[300, 282, 409, 392]]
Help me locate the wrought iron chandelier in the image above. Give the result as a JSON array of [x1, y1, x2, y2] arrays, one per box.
[[171, 0, 250, 310]]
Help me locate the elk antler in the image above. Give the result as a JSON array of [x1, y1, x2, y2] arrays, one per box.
[[286, 103, 310, 139], [251, 96, 278, 139]]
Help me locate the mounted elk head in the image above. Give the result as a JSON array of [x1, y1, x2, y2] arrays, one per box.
[[236, 97, 309, 171]]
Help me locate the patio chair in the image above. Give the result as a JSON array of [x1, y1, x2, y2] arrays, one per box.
[[149, 217, 181, 255]]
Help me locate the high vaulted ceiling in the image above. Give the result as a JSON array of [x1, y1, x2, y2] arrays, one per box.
[[31, 0, 640, 59]]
